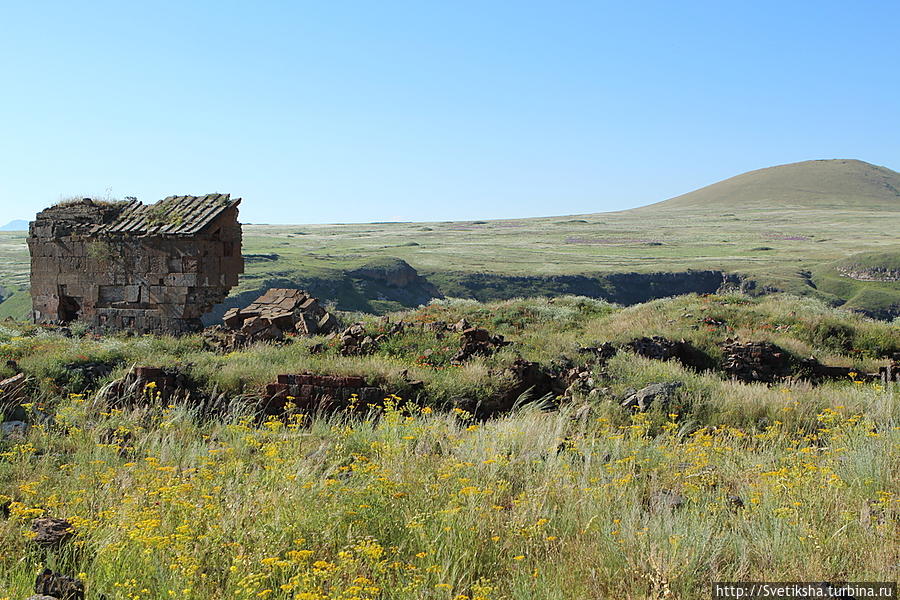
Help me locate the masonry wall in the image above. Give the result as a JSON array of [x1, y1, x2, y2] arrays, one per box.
[[28, 204, 243, 333]]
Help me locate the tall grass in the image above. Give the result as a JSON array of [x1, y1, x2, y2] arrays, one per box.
[[0, 389, 896, 599], [1, 293, 898, 599]]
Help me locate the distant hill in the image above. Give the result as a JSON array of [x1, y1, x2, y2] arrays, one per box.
[[0, 219, 28, 231], [642, 159, 900, 212]]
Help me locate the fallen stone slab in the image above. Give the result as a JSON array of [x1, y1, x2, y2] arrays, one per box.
[[621, 382, 683, 411]]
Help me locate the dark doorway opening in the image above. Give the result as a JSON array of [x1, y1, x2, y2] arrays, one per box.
[[58, 295, 81, 323]]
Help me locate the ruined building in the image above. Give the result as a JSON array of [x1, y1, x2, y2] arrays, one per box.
[[28, 194, 243, 333]]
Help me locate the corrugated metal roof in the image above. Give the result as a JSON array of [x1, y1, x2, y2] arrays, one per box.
[[90, 194, 240, 236]]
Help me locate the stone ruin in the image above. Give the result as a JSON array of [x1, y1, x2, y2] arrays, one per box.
[[28, 195, 243, 334], [223, 288, 337, 338], [202, 289, 339, 351], [262, 373, 388, 415]]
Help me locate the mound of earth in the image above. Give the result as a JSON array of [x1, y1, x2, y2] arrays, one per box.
[[644, 159, 900, 212]]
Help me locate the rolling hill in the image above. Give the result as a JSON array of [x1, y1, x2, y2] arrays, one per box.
[[0, 219, 28, 231], [644, 159, 900, 212]]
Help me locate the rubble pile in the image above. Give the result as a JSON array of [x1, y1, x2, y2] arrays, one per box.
[[500, 358, 559, 405], [262, 373, 387, 415], [577, 342, 618, 362], [451, 327, 511, 363], [624, 336, 710, 370], [336, 323, 379, 356], [719, 340, 795, 383], [62, 360, 114, 390], [219, 288, 338, 343]]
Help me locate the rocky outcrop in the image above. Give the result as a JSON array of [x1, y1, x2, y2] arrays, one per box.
[[350, 258, 424, 288], [349, 258, 444, 307], [430, 270, 749, 306], [837, 267, 900, 282]]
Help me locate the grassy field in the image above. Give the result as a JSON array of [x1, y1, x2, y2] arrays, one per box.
[[0, 293, 898, 599]]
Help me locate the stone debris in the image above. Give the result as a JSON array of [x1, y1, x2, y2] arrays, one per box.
[[30, 517, 75, 547], [62, 361, 114, 389], [700, 316, 727, 327], [422, 320, 448, 333], [338, 323, 378, 356], [621, 382, 683, 411], [624, 336, 710, 370], [224, 288, 337, 336], [28, 195, 243, 334], [719, 340, 794, 383], [559, 367, 599, 400], [501, 359, 558, 405], [207, 289, 338, 351], [262, 373, 386, 415], [1, 420, 28, 440], [103, 366, 192, 406], [33, 568, 85, 600], [719, 339, 874, 384], [577, 342, 618, 361], [451, 327, 511, 363]]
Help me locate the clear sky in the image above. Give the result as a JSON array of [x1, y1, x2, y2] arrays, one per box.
[[1, 1, 897, 224]]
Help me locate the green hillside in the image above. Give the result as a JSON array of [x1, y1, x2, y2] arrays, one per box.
[[645, 159, 900, 211]]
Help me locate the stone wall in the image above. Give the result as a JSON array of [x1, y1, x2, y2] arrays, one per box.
[[262, 373, 386, 415], [28, 197, 243, 334]]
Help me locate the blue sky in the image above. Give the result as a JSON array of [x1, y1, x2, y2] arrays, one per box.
[[1, 1, 897, 224]]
